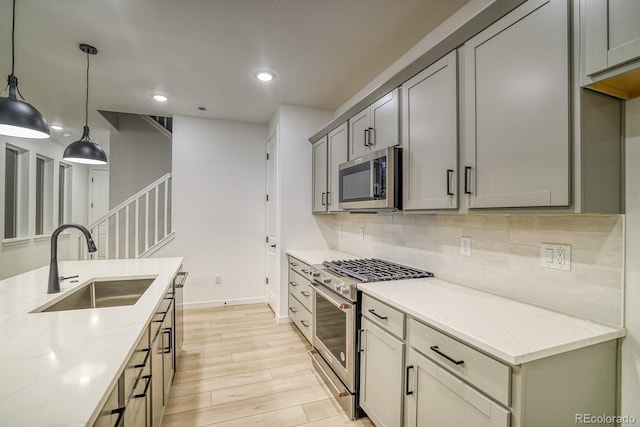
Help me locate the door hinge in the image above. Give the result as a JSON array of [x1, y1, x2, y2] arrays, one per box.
[[266, 194, 269, 202], [265, 277, 269, 284], [266, 153, 270, 160], [266, 236, 269, 243], [91, 177, 94, 183], [91, 202, 94, 208]]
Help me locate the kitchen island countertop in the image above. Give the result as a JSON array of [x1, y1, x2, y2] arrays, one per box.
[[0, 257, 183, 427]]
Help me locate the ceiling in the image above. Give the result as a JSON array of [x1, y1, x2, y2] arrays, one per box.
[[0, 0, 470, 143]]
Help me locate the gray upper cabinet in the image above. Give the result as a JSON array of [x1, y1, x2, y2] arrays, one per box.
[[312, 136, 328, 213], [463, 0, 570, 208], [349, 89, 400, 159], [402, 51, 458, 210], [327, 122, 348, 212], [583, 0, 640, 77]]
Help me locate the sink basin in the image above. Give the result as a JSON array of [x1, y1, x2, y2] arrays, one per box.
[[37, 278, 156, 312]]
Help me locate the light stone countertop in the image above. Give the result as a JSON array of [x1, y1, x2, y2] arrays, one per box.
[[358, 278, 625, 365], [0, 257, 183, 427], [286, 249, 358, 265]]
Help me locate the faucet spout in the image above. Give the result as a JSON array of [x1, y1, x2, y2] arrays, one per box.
[[47, 224, 98, 294]]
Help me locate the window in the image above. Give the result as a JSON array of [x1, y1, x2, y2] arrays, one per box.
[[36, 157, 44, 235], [58, 164, 71, 226], [4, 145, 28, 240], [4, 148, 18, 239], [35, 155, 53, 236]]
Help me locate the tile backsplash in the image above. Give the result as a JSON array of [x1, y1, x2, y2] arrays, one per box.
[[330, 213, 623, 326]]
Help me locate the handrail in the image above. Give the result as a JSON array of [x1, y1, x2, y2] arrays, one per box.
[[87, 173, 171, 229]]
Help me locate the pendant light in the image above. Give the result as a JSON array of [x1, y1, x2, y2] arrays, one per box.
[[0, 0, 50, 139], [63, 44, 107, 165]]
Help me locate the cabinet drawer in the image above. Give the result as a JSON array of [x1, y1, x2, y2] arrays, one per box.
[[124, 327, 151, 399], [362, 294, 404, 339], [408, 318, 510, 406], [289, 257, 313, 280], [289, 293, 313, 343], [289, 270, 313, 311]]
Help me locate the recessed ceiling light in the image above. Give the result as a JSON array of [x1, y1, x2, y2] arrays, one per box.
[[256, 72, 274, 82], [63, 133, 72, 137], [50, 124, 64, 131], [152, 94, 169, 102]]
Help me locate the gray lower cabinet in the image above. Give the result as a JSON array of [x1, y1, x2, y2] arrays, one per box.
[[402, 50, 458, 211], [360, 317, 404, 427], [463, 0, 570, 208], [404, 348, 509, 427], [93, 274, 180, 427], [288, 256, 314, 342]]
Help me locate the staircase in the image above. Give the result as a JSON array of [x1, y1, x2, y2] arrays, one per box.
[[80, 173, 174, 260]]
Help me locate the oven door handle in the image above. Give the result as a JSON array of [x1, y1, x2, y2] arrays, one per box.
[[309, 283, 352, 309]]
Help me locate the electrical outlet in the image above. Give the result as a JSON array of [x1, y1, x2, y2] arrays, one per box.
[[359, 227, 365, 240], [460, 237, 471, 256], [540, 243, 571, 271], [215, 275, 222, 284]]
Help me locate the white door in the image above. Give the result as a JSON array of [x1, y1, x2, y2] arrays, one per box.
[[265, 131, 278, 313], [89, 168, 109, 259]]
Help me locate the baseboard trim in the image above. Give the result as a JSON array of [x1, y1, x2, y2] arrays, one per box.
[[275, 314, 292, 324], [183, 296, 266, 310]]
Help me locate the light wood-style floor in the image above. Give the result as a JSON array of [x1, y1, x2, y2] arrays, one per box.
[[162, 304, 375, 427]]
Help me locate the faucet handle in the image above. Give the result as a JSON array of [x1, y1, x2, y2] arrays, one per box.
[[59, 275, 79, 281]]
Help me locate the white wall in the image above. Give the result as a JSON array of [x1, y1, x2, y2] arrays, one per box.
[[269, 105, 334, 321], [622, 97, 640, 424], [154, 115, 267, 308], [108, 114, 172, 207], [0, 136, 89, 280]]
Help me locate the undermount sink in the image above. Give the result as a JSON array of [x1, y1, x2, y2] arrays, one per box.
[[36, 278, 156, 313]]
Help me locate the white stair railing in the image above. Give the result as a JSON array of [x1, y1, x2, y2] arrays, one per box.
[[80, 173, 174, 260]]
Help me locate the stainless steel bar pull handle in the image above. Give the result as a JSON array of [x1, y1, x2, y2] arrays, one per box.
[[430, 345, 464, 365], [289, 281, 298, 287], [289, 306, 298, 313], [321, 192, 326, 206], [446, 169, 454, 196], [300, 291, 310, 297], [364, 128, 369, 147], [368, 127, 374, 146], [300, 320, 310, 328]]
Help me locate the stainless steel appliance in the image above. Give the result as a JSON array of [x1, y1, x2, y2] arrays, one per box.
[[338, 146, 401, 211], [309, 258, 433, 419]]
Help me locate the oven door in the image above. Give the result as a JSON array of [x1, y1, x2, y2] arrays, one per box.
[[311, 283, 355, 392]]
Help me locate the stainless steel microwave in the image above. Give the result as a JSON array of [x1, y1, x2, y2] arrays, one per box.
[[338, 146, 401, 210]]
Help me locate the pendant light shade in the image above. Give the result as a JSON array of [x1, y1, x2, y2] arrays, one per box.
[[0, 0, 50, 139], [63, 43, 107, 165]]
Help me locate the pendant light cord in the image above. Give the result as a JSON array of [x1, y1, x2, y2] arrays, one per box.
[[85, 52, 89, 127], [11, 0, 16, 75]]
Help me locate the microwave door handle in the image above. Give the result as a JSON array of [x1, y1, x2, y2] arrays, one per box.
[[370, 160, 375, 198]]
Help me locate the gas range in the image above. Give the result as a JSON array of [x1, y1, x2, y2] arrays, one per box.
[[313, 258, 433, 302]]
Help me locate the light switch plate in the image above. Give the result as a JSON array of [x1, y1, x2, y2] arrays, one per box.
[[460, 237, 471, 256], [540, 243, 571, 271]]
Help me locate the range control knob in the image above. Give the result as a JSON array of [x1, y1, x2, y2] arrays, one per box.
[[339, 284, 351, 296], [322, 276, 332, 284], [334, 282, 343, 291], [311, 270, 320, 277]]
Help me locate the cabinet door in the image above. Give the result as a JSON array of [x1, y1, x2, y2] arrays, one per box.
[[162, 300, 175, 403], [464, 0, 569, 208], [360, 318, 404, 427], [151, 324, 164, 427], [583, 0, 640, 75], [370, 88, 400, 151], [327, 123, 348, 212], [402, 51, 458, 210], [312, 137, 328, 213], [349, 107, 371, 159], [405, 348, 510, 427]]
